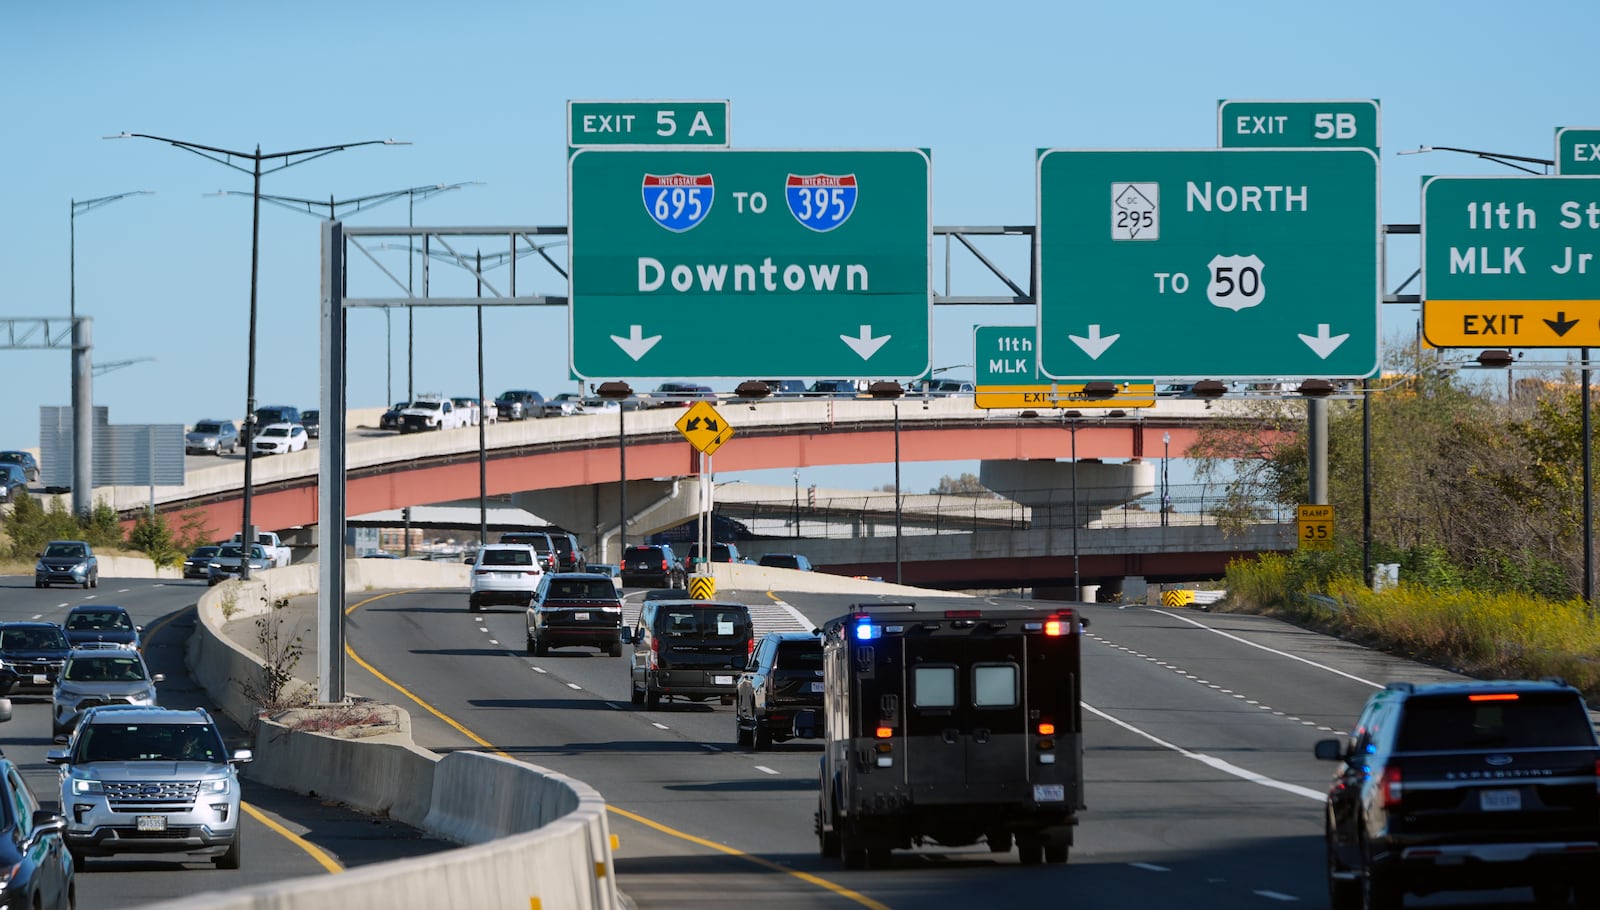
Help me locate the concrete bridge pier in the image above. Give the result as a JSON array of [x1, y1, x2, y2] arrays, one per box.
[[979, 458, 1156, 528], [514, 477, 708, 565]]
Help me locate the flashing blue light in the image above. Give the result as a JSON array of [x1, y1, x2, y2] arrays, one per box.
[[855, 621, 880, 641]]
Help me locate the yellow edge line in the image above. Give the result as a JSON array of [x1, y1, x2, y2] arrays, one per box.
[[242, 801, 344, 873], [345, 590, 887, 910], [144, 606, 345, 874]]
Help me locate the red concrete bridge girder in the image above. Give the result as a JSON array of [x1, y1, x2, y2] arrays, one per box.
[[153, 423, 1217, 536]]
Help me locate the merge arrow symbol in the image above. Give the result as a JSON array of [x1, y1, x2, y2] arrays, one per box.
[[704, 418, 720, 432], [841, 325, 891, 360], [686, 417, 702, 431], [610, 324, 662, 361], [1298, 323, 1350, 359], [1545, 311, 1579, 336], [1069, 325, 1120, 360]]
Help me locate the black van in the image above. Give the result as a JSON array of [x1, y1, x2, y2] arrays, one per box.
[[622, 599, 754, 710]]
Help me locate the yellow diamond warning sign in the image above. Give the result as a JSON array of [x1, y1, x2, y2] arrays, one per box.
[[675, 400, 734, 456]]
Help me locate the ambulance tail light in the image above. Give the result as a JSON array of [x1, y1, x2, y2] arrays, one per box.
[[874, 727, 894, 767]]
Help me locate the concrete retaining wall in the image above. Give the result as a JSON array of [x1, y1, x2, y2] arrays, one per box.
[[162, 559, 619, 910]]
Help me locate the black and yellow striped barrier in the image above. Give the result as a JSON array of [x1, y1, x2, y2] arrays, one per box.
[[688, 575, 715, 600], [1161, 589, 1195, 607]]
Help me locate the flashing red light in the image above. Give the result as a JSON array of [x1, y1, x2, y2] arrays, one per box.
[[875, 726, 894, 739], [1044, 620, 1065, 637], [1468, 693, 1519, 702], [1380, 766, 1403, 809], [1037, 722, 1056, 735]]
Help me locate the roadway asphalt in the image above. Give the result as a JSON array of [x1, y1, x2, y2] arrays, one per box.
[[0, 576, 453, 910], [244, 581, 1551, 909]]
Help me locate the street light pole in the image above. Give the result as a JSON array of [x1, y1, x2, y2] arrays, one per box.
[[68, 190, 152, 517], [1069, 412, 1081, 600], [597, 382, 634, 559], [108, 132, 407, 578], [1161, 431, 1170, 527], [894, 400, 902, 584], [209, 182, 479, 407]]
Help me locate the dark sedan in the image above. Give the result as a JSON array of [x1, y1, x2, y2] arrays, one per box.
[[301, 409, 320, 439], [379, 401, 409, 431], [0, 623, 72, 695], [0, 746, 73, 910], [495, 389, 544, 421], [735, 631, 824, 750], [62, 605, 141, 652], [183, 545, 221, 579]]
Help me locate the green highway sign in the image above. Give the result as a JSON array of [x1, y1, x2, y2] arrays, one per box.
[[569, 148, 931, 379], [1036, 148, 1380, 379], [973, 326, 1154, 409], [568, 100, 730, 148], [1218, 99, 1380, 152], [1556, 127, 1600, 175], [1422, 175, 1600, 347]]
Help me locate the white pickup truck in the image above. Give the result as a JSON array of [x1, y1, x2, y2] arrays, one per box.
[[399, 398, 470, 433], [228, 531, 291, 568]]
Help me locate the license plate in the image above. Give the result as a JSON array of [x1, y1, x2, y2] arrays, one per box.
[[575, 612, 590, 621], [1480, 789, 1521, 811], [811, 682, 825, 693], [714, 675, 734, 686], [1033, 784, 1065, 802], [136, 815, 167, 831]]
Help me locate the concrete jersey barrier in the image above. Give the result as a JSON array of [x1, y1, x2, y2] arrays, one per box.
[[162, 559, 619, 910]]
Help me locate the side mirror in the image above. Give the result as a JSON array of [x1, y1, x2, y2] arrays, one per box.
[[1079, 616, 1091, 630], [230, 748, 254, 765], [0, 697, 11, 723], [1313, 738, 1345, 761], [45, 749, 69, 765], [619, 628, 633, 645], [152, 673, 166, 683]]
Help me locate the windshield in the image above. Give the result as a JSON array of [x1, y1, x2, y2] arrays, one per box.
[[776, 640, 823, 668], [193, 423, 221, 434], [0, 627, 68, 650], [262, 426, 289, 438], [547, 579, 617, 600], [75, 722, 227, 763], [44, 542, 87, 559], [481, 548, 534, 567], [67, 611, 133, 631], [411, 401, 442, 412], [217, 545, 266, 559], [660, 607, 750, 639], [63, 656, 147, 682]]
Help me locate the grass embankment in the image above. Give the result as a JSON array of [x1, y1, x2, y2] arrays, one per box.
[[1225, 553, 1600, 700]]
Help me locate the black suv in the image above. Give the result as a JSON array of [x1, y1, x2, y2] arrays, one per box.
[[621, 544, 685, 589], [735, 631, 823, 750], [1316, 679, 1600, 909], [499, 532, 559, 574], [525, 573, 623, 657], [0, 623, 72, 694], [622, 599, 754, 710]]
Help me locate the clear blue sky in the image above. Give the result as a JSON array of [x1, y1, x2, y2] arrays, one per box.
[[3, 1, 1592, 494]]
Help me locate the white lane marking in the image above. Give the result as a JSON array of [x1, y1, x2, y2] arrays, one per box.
[[1254, 891, 1299, 902], [1130, 862, 1170, 872], [488, 640, 499, 645], [116, 588, 130, 593], [1084, 702, 1323, 802], [755, 766, 780, 775], [530, 666, 547, 674], [30, 615, 42, 620], [566, 683, 582, 691], [1155, 609, 1382, 689], [651, 722, 669, 730], [479, 628, 489, 633]]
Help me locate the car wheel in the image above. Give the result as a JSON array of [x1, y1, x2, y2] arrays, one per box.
[[1327, 823, 1360, 910], [533, 637, 549, 657], [754, 720, 772, 751], [987, 832, 1013, 853], [736, 716, 754, 748], [1534, 883, 1571, 909], [645, 687, 661, 711], [215, 828, 242, 869], [68, 847, 85, 870], [1361, 846, 1401, 910], [81, 577, 90, 590], [817, 802, 840, 858], [1017, 842, 1044, 866], [525, 632, 536, 656], [842, 833, 867, 870], [1044, 843, 1068, 864], [34, 580, 44, 589], [630, 680, 644, 706], [608, 641, 622, 658]]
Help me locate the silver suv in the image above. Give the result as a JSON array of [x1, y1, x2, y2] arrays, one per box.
[[47, 705, 252, 868]]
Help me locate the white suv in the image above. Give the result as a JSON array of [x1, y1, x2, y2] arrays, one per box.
[[47, 705, 251, 869], [469, 543, 543, 611]]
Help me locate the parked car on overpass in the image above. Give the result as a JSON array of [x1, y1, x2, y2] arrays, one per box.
[[0, 450, 41, 482]]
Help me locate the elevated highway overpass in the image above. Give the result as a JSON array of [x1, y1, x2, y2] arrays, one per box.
[[96, 396, 1294, 592]]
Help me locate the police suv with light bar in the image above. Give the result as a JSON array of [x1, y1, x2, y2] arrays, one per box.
[[815, 602, 1086, 868]]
